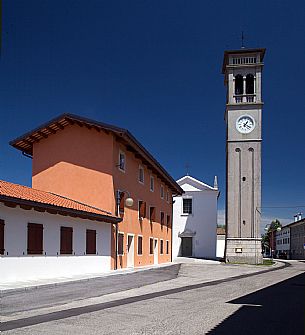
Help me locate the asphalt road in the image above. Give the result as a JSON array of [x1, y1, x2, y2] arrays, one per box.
[[1, 260, 304, 334]]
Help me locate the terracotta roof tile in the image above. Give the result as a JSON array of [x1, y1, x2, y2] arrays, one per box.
[[0, 180, 117, 221]]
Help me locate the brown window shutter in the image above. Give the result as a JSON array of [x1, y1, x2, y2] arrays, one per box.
[[0, 219, 4, 255], [86, 229, 96, 254], [60, 227, 73, 254], [27, 223, 43, 255]]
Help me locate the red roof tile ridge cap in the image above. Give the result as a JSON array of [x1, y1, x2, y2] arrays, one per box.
[[48, 191, 113, 216]]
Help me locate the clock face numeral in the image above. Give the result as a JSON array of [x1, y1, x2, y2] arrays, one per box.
[[236, 115, 255, 134]]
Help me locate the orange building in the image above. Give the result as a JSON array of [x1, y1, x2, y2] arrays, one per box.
[[11, 114, 183, 270]]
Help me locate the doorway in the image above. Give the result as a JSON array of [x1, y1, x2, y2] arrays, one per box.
[[181, 237, 193, 257], [127, 234, 134, 268], [154, 239, 158, 264]]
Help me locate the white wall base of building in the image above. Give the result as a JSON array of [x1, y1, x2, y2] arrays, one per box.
[[0, 255, 111, 283]]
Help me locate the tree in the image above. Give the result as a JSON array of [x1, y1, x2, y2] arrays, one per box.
[[261, 219, 282, 256]]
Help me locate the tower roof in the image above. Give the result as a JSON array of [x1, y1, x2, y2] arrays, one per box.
[[222, 48, 266, 74]]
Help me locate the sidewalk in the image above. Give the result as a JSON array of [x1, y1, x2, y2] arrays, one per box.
[[0, 262, 175, 293], [0, 257, 281, 294]]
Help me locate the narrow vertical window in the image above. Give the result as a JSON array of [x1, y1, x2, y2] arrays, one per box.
[[118, 151, 126, 171], [160, 239, 164, 254], [138, 236, 143, 255], [150, 176, 154, 192], [149, 206, 156, 223], [138, 200, 146, 219], [246, 74, 254, 94], [166, 240, 169, 254], [28, 223, 43, 255], [182, 198, 193, 215], [160, 185, 164, 199], [60, 226, 73, 255], [86, 229, 96, 254], [118, 233, 124, 255], [161, 212, 165, 228], [149, 238, 154, 254], [235, 74, 243, 95], [166, 215, 171, 229], [138, 165, 144, 184], [0, 220, 5, 255]]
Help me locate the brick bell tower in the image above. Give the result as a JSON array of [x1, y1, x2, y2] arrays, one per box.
[[222, 48, 266, 264]]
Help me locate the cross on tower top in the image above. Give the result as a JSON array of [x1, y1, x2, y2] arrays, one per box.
[[241, 31, 245, 49]]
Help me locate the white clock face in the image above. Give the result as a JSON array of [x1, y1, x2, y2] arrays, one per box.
[[236, 115, 255, 134]]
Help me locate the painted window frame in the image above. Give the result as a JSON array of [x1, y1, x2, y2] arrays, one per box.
[[118, 150, 126, 172], [181, 196, 193, 216], [137, 235, 143, 255]]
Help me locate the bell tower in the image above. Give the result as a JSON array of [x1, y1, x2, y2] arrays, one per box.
[[222, 48, 266, 264]]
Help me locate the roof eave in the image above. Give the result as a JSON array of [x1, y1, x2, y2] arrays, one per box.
[[0, 195, 121, 224]]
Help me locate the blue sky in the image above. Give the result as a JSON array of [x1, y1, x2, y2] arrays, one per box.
[[0, 0, 304, 227]]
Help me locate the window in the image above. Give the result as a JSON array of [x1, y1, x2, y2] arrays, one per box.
[[246, 74, 254, 94], [138, 236, 143, 255], [118, 151, 126, 171], [235, 74, 243, 95], [60, 226, 73, 255], [150, 176, 154, 192], [118, 191, 125, 216], [166, 240, 169, 254], [118, 233, 124, 255], [138, 165, 144, 184], [86, 229, 96, 254], [161, 212, 165, 228], [149, 206, 156, 222], [160, 239, 164, 254], [27, 223, 43, 255], [166, 191, 169, 203], [160, 185, 164, 199], [138, 200, 146, 219], [149, 238, 154, 254], [182, 198, 193, 214], [0, 219, 4, 255], [166, 215, 171, 229]]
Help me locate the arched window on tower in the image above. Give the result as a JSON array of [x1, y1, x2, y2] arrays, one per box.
[[235, 75, 243, 95], [246, 74, 254, 94]]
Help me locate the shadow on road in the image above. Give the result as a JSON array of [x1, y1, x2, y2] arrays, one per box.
[[208, 272, 305, 334]]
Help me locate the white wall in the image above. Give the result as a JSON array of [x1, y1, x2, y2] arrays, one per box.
[[216, 235, 225, 258], [173, 177, 218, 259], [0, 203, 112, 282]]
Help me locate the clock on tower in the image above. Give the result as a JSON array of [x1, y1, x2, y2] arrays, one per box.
[[222, 48, 266, 264]]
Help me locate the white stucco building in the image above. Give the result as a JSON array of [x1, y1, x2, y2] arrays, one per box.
[[172, 175, 219, 259], [0, 180, 120, 283]]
